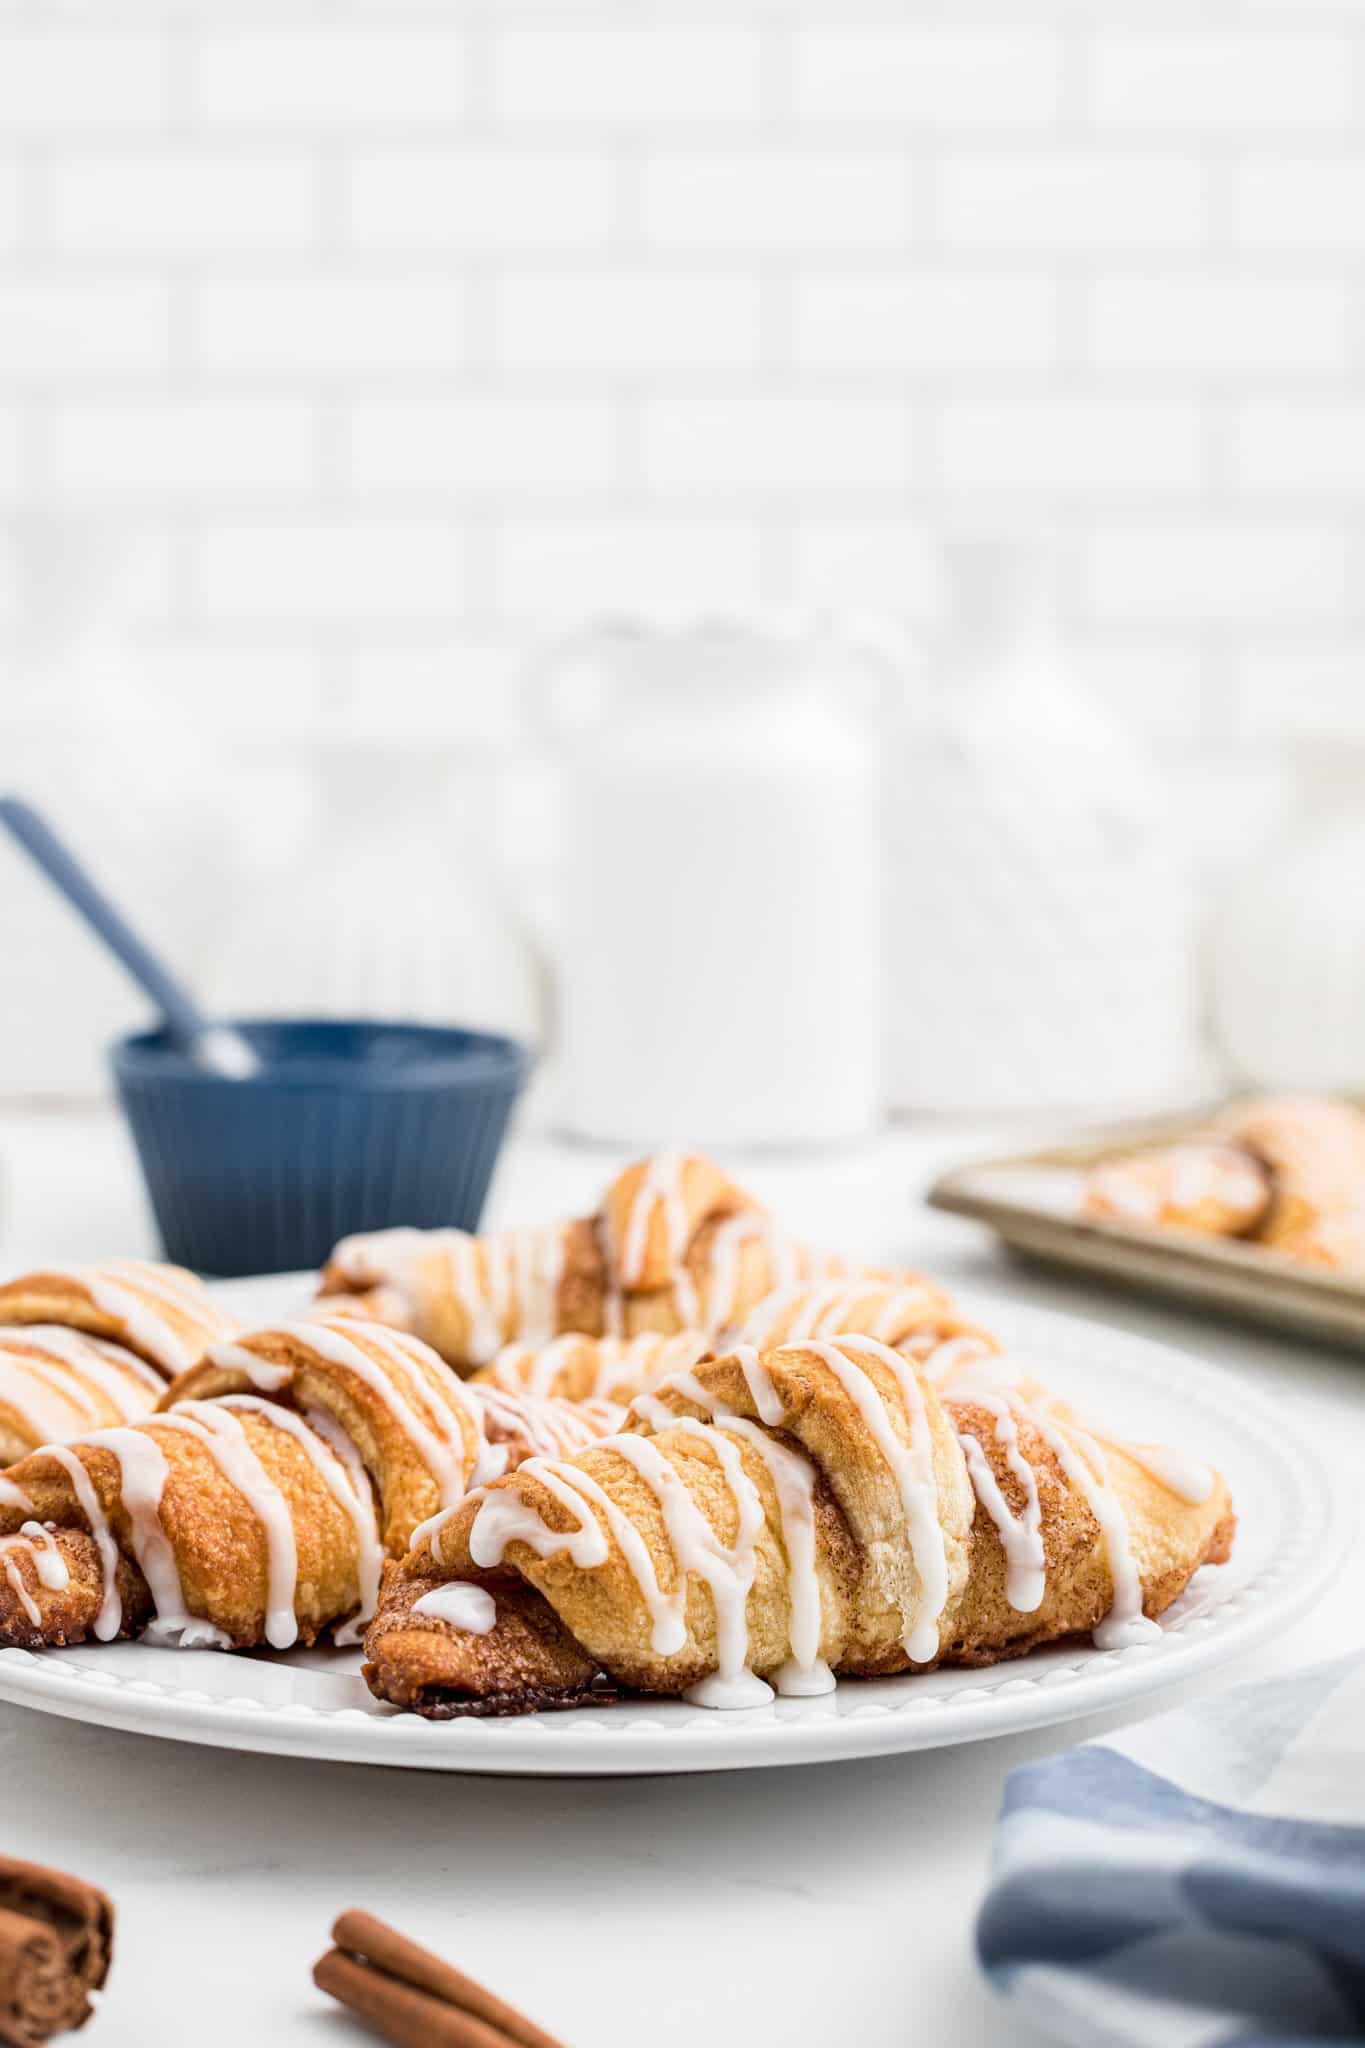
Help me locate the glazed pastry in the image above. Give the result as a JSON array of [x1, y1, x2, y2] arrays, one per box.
[[0, 1400, 377, 1652], [736, 1280, 997, 1380], [1080, 1094, 1365, 1272], [1081, 1143, 1272, 1239], [364, 1338, 1234, 1716], [1216, 1095, 1365, 1268], [472, 1330, 713, 1407], [0, 1259, 239, 1379], [318, 1150, 894, 1374], [161, 1316, 624, 1552], [0, 1326, 163, 1466], [0, 1316, 622, 1654]]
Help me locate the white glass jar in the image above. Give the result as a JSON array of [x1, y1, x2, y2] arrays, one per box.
[[539, 619, 884, 1147]]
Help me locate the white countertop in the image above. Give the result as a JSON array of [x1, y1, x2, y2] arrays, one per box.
[[1, 1105, 1361, 2048]]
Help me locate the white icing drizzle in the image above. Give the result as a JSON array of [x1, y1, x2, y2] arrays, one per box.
[[633, 1384, 833, 1699], [1015, 1401, 1159, 1650], [800, 1338, 948, 1665], [0, 1522, 70, 1626], [703, 1213, 761, 1336], [281, 1319, 474, 1506], [412, 1582, 497, 1632], [614, 1151, 704, 1329], [0, 1327, 163, 1397], [739, 1281, 954, 1359], [929, 1351, 1165, 1646], [42, 1445, 121, 1639], [511, 1228, 566, 1346], [61, 1259, 223, 1376], [489, 1335, 577, 1397], [157, 1402, 300, 1649], [955, 1412, 1045, 1614], [921, 1333, 996, 1384], [731, 1344, 785, 1426], [738, 1285, 807, 1349], [467, 1444, 736, 1674], [608, 1429, 771, 1709], [0, 1475, 32, 1514], [222, 1395, 384, 1643], [20, 1522, 70, 1590], [470, 1384, 618, 1463], [703, 1213, 790, 1338], [779, 1280, 862, 1340], [0, 1354, 100, 1442], [3, 1553, 39, 1626], [84, 1428, 187, 1634], [0, 1329, 164, 1446], [1116, 1441, 1215, 1506], [619, 1151, 690, 1289], [488, 1330, 709, 1404], [468, 1456, 605, 1570], [58, 1425, 230, 1648], [445, 1234, 502, 1363], [203, 1339, 295, 1391]]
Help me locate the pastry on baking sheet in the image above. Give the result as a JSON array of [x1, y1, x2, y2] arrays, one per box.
[[1080, 1094, 1365, 1273]]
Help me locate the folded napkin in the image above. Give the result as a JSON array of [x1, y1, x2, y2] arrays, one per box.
[[978, 1655, 1365, 2046]]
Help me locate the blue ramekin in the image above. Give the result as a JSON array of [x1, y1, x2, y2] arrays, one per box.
[[110, 1018, 533, 1278]]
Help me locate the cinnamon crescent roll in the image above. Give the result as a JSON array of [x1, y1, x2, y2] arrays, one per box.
[[471, 1331, 713, 1407], [0, 1327, 163, 1466], [1082, 1143, 1272, 1239], [1217, 1095, 1365, 1268], [318, 1150, 900, 1373], [736, 1280, 997, 1380], [364, 1340, 1234, 1716], [1081, 1095, 1365, 1272], [0, 1316, 623, 1655], [0, 1259, 239, 1380]]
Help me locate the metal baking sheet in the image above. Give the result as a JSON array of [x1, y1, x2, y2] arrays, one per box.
[[927, 1109, 1365, 1350]]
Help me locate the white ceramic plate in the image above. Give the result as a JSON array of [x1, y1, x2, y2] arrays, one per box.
[[0, 1280, 1345, 1775]]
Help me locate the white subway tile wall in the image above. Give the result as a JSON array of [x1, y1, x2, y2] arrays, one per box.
[[1, 0, 1363, 754]]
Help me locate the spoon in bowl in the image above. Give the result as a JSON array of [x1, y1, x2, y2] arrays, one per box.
[[0, 796, 261, 1080]]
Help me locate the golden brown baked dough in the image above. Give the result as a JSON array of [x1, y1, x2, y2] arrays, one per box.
[[0, 1259, 239, 1379], [0, 1315, 622, 1654], [471, 1330, 713, 1406], [317, 1151, 898, 1374], [1082, 1142, 1272, 1239], [1081, 1095, 1365, 1271], [0, 1327, 163, 1467], [736, 1279, 997, 1375], [1216, 1095, 1365, 1268], [0, 1406, 369, 1651], [363, 1338, 1233, 1715]]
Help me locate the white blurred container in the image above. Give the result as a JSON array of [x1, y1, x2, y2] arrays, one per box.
[[206, 743, 545, 1049], [539, 618, 884, 1147], [884, 543, 1205, 1116], [0, 522, 223, 1097], [1210, 746, 1365, 1090]]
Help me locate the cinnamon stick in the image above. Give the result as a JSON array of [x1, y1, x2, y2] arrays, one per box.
[[315, 1912, 566, 2048], [0, 1859, 113, 2047]]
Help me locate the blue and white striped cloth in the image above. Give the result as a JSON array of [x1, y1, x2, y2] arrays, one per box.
[[978, 1655, 1365, 2046]]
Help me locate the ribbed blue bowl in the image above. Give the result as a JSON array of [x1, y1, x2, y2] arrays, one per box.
[[110, 1018, 532, 1278]]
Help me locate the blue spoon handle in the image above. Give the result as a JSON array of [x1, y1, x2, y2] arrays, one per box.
[[1, 795, 214, 1046]]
